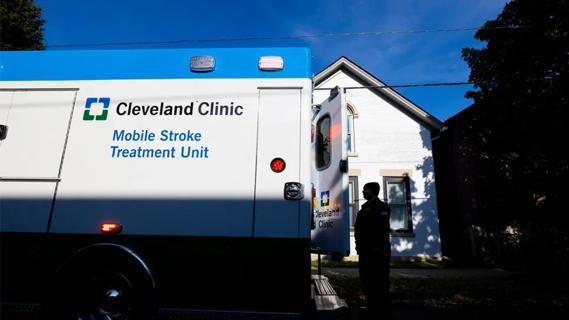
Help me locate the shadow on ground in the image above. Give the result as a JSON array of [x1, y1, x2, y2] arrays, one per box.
[[319, 268, 569, 320]]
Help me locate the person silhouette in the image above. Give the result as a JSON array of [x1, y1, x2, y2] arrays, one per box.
[[354, 182, 391, 318]]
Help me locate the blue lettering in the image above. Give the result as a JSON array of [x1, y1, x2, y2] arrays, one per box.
[[111, 145, 119, 157], [180, 146, 209, 158], [112, 129, 154, 141], [160, 130, 202, 142], [160, 129, 169, 141], [113, 130, 125, 141]]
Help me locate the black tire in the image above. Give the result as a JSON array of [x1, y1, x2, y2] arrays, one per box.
[[46, 244, 156, 320]]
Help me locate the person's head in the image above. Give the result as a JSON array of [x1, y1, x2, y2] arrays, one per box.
[[363, 182, 380, 201]]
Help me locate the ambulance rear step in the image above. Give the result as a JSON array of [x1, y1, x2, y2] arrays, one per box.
[[312, 275, 348, 320]]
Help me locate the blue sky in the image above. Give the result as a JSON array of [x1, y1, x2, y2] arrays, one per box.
[[35, 0, 507, 121]]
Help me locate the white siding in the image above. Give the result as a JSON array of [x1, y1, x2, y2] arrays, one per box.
[[315, 70, 441, 258]]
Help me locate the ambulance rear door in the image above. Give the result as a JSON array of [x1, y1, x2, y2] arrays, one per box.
[[311, 87, 350, 256], [253, 87, 303, 238]]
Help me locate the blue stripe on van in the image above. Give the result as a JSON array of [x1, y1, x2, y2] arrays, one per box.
[[0, 48, 311, 81]]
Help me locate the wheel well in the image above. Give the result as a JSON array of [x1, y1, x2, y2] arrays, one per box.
[[55, 243, 155, 288], [45, 243, 157, 319]]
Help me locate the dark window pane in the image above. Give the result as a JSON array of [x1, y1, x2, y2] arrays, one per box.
[[316, 116, 331, 169], [387, 181, 405, 204]]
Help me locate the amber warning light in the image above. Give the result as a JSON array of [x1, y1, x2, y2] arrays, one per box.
[[100, 223, 123, 234]]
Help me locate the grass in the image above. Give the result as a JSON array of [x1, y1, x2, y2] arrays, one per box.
[[311, 258, 359, 268], [311, 257, 443, 269], [325, 273, 569, 311]]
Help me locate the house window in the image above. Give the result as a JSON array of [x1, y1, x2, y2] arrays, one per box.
[[348, 176, 359, 229], [316, 115, 331, 170], [346, 104, 356, 154], [383, 176, 413, 233]]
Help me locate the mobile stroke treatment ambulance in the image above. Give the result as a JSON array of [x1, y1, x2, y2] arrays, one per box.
[[0, 48, 350, 319]]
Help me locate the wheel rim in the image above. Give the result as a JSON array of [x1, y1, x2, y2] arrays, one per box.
[[75, 271, 134, 320]]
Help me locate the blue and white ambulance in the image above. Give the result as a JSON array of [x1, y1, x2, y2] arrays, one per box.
[[0, 48, 349, 319]]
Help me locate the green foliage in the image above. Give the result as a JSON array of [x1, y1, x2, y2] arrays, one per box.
[[459, 0, 569, 271], [312, 257, 359, 268], [1, 0, 45, 50]]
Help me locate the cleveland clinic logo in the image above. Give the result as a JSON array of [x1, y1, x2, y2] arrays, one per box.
[[321, 191, 330, 207], [83, 97, 110, 121]]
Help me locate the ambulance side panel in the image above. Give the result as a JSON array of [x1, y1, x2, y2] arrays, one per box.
[[0, 48, 314, 316], [0, 90, 76, 233], [51, 79, 260, 237]]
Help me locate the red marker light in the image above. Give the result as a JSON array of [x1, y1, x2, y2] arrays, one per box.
[[100, 223, 122, 234], [270, 158, 286, 173]]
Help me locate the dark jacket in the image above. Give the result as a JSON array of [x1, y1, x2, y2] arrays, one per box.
[[354, 198, 391, 254]]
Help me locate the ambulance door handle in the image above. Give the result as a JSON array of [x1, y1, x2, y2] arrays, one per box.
[[339, 159, 348, 173], [284, 182, 304, 200], [0, 125, 7, 141]]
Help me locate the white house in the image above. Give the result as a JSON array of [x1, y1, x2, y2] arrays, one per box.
[[314, 57, 443, 259]]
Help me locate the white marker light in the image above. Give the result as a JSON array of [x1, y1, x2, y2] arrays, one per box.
[[258, 56, 284, 71], [190, 56, 215, 72]]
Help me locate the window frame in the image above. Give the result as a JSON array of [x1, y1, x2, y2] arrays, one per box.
[[348, 176, 359, 230], [346, 103, 358, 156], [383, 176, 413, 234]]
